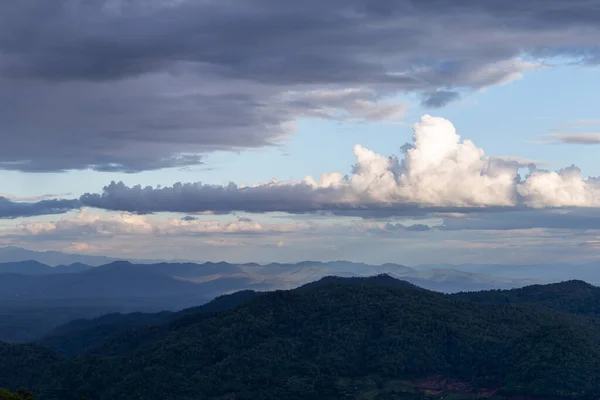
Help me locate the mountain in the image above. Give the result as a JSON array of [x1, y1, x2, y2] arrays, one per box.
[[4, 277, 600, 399], [0, 261, 93, 275], [399, 268, 539, 293], [120, 260, 534, 293], [416, 261, 600, 285], [0, 247, 592, 288], [0, 298, 141, 343], [452, 279, 600, 316], [39, 290, 263, 356], [0, 246, 189, 267], [38, 311, 174, 357], [0, 246, 124, 267], [0, 259, 534, 294], [0, 259, 535, 343], [0, 261, 53, 275], [0, 342, 62, 391], [0, 263, 248, 343], [0, 262, 203, 300]]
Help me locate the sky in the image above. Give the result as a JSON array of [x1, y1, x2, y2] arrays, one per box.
[[2, 0, 600, 265]]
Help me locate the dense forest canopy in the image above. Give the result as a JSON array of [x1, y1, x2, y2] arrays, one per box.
[[3, 276, 600, 399]]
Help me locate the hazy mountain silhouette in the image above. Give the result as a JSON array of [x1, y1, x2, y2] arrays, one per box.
[[0, 246, 191, 266], [417, 262, 600, 285], [0, 261, 93, 275]]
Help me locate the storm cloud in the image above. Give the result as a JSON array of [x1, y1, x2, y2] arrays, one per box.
[[0, 196, 80, 219], [2, 0, 600, 171]]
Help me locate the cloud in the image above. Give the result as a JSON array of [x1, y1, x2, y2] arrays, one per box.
[[63, 242, 102, 253], [280, 88, 407, 122], [203, 239, 243, 248], [1, 0, 599, 171], [439, 209, 600, 231], [550, 119, 600, 131], [546, 133, 600, 144], [540, 119, 600, 145], [13, 209, 307, 238], [488, 156, 549, 168], [518, 166, 600, 207], [362, 222, 434, 233], [0, 196, 80, 219], [404, 224, 433, 232], [80, 115, 600, 216], [420, 90, 461, 108]]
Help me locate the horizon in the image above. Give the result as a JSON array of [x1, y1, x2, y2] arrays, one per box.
[[2, 244, 600, 269]]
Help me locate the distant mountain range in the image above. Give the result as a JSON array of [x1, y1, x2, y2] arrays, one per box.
[[0, 259, 536, 299], [0, 256, 538, 343], [3, 246, 599, 284], [0, 246, 194, 266], [7, 245, 600, 347], [416, 261, 600, 285]]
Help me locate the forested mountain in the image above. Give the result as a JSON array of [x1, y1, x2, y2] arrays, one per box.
[[0, 259, 535, 343], [452, 280, 600, 316], [4, 276, 600, 399], [39, 290, 262, 356], [0, 388, 36, 400]]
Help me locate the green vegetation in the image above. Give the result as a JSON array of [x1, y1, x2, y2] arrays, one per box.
[[4, 276, 600, 399], [0, 388, 33, 400], [452, 279, 600, 316], [39, 290, 262, 356], [0, 299, 138, 343]]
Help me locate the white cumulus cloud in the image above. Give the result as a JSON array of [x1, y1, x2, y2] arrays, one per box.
[[81, 115, 600, 216]]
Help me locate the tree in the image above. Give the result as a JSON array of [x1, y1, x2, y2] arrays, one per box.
[[15, 388, 33, 400], [0, 388, 31, 400]]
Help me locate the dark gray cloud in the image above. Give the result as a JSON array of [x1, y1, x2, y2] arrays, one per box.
[[0, 196, 80, 219], [80, 181, 339, 215], [76, 180, 534, 218], [1, 0, 600, 172], [361, 209, 600, 235], [420, 91, 461, 108]]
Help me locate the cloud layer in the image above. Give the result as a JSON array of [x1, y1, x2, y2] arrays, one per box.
[[80, 115, 600, 216], [1, 0, 600, 171], [0, 196, 80, 219], [13, 209, 306, 238]]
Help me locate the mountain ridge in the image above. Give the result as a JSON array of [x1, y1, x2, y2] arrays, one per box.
[[4, 276, 600, 399]]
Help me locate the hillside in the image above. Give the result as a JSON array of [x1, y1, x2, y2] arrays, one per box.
[[0, 259, 535, 343], [0, 263, 202, 299], [452, 280, 600, 317], [0, 263, 222, 343], [3, 277, 600, 399], [39, 290, 262, 356]]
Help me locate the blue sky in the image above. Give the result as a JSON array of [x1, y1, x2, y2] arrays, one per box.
[[5, 63, 600, 198], [2, 1, 600, 265]]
